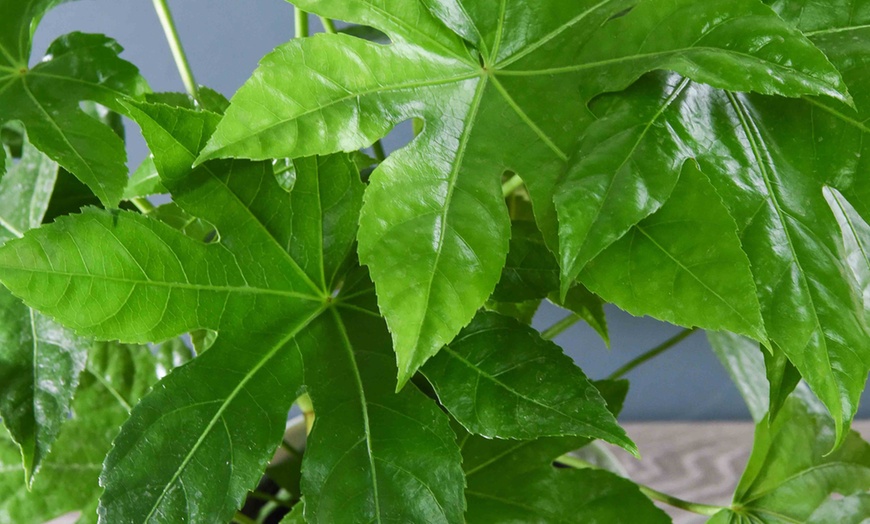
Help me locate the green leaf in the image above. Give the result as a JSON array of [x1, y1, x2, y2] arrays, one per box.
[[124, 156, 166, 200], [763, 343, 802, 422], [280, 500, 306, 524], [460, 431, 669, 523], [572, 68, 870, 439], [0, 342, 162, 524], [708, 387, 870, 523], [423, 311, 635, 453], [0, 131, 89, 483], [483, 298, 540, 325], [301, 276, 466, 523], [581, 161, 766, 340], [0, 0, 149, 206], [548, 284, 609, 347], [0, 101, 465, 523], [491, 220, 559, 302], [199, 0, 843, 384]]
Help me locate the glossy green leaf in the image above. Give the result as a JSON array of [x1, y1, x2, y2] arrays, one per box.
[[460, 431, 669, 523], [0, 0, 149, 206], [573, 67, 870, 440], [825, 186, 870, 324], [124, 156, 166, 200], [581, 162, 766, 340], [423, 311, 634, 452], [763, 343, 802, 422], [0, 131, 89, 483], [0, 101, 464, 523], [199, 0, 843, 385], [483, 298, 540, 325], [708, 387, 870, 524], [491, 220, 559, 302], [808, 493, 870, 524], [0, 342, 163, 524], [301, 275, 466, 523]]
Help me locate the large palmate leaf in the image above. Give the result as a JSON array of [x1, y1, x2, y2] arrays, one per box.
[[422, 311, 635, 452], [0, 101, 465, 523], [0, 342, 163, 524], [198, 0, 845, 384], [0, 0, 149, 206], [459, 431, 669, 523], [0, 130, 89, 484], [563, 65, 870, 439]]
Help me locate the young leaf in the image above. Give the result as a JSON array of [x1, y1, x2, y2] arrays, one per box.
[[0, 342, 163, 524], [708, 387, 870, 523], [460, 432, 669, 523], [199, 0, 844, 385], [572, 70, 870, 442], [581, 162, 766, 341], [422, 311, 635, 453], [0, 131, 89, 484], [0, 0, 149, 206]]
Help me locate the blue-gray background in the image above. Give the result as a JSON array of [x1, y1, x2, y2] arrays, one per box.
[[34, 0, 870, 420]]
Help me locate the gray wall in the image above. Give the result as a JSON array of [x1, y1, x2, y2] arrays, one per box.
[[34, 0, 869, 420]]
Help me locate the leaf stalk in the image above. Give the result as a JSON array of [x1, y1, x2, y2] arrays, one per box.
[[554, 455, 725, 517], [541, 314, 581, 340], [151, 0, 199, 100], [608, 328, 697, 379]]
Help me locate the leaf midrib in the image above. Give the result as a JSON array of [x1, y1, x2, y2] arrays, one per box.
[[0, 264, 323, 302], [405, 75, 488, 361], [725, 92, 840, 417], [440, 346, 627, 447]]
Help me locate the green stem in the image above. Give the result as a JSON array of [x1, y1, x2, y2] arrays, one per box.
[[372, 140, 387, 162], [131, 197, 156, 214], [638, 486, 724, 517], [247, 491, 295, 509], [608, 327, 698, 380], [233, 511, 257, 524], [320, 16, 338, 34], [501, 174, 524, 197], [555, 455, 724, 517], [151, 0, 198, 99], [541, 314, 581, 340], [295, 7, 309, 38]]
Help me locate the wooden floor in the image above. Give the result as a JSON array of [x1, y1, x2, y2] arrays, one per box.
[[614, 421, 870, 523]]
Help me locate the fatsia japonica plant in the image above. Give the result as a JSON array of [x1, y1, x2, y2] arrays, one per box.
[[1, 0, 870, 522]]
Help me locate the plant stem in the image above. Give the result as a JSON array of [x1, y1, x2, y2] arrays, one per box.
[[501, 173, 524, 197], [554, 455, 725, 517], [608, 327, 698, 380], [541, 314, 581, 340], [151, 0, 198, 99], [131, 197, 156, 214], [233, 511, 257, 524], [320, 16, 338, 34], [372, 140, 387, 162], [638, 486, 724, 517], [295, 7, 309, 38]]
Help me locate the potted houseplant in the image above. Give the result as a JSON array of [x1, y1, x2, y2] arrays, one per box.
[[1, 0, 869, 522]]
